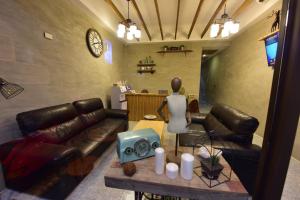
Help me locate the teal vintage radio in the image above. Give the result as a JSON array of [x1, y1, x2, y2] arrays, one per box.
[[117, 128, 161, 164]]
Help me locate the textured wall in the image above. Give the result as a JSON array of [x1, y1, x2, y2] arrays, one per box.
[[202, 13, 300, 160], [202, 16, 274, 137], [0, 0, 124, 143], [122, 42, 202, 97]]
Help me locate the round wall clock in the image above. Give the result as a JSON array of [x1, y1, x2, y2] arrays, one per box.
[[86, 28, 103, 58]]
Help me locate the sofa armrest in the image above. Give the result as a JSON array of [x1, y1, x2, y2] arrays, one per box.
[[105, 109, 129, 120], [191, 113, 207, 124], [219, 144, 261, 162]]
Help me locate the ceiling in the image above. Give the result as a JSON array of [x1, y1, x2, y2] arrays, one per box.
[[79, 0, 280, 44]]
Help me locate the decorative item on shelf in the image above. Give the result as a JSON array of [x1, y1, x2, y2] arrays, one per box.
[[116, 0, 141, 40], [268, 10, 280, 32], [0, 77, 24, 99], [157, 45, 193, 56], [170, 46, 179, 51], [210, 3, 240, 38], [137, 56, 156, 74], [123, 162, 136, 177]]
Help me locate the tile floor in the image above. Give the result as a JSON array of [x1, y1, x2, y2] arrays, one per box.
[[1, 122, 299, 200]]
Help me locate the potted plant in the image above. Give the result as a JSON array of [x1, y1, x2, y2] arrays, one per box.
[[198, 146, 223, 180]]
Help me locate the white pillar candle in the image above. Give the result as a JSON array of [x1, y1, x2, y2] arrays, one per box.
[[155, 147, 165, 175], [180, 153, 194, 180], [166, 163, 178, 179]]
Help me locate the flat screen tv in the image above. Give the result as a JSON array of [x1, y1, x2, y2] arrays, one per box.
[[264, 32, 279, 67]]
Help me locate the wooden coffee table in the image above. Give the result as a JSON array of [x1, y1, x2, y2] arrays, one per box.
[[104, 121, 250, 200]]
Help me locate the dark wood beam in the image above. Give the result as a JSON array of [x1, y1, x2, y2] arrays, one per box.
[[201, 0, 226, 38], [187, 0, 205, 39], [232, 0, 252, 19], [175, 0, 181, 40], [154, 0, 164, 40], [104, 0, 126, 21], [131, 0, 152, 41]]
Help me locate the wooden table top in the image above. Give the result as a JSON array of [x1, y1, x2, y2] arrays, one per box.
[[105, 122, 250, 200], [133, 120, 165, 144]]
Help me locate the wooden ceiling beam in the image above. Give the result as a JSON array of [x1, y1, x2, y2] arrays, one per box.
[[104, 0, 126, 21], [154, 0, 164, 40], [232, 0, 253, 19], [201, 0, 226, 38], [131, 0, 152, 41], [175, 0, 181, 40], [187, 0, 205, 39]]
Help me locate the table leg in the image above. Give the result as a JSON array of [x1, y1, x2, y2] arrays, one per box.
[[135, 191, 142, 200]]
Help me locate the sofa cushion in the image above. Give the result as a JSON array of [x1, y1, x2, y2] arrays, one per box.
[[79, 109, 106, 127], [33, 117, 85, 144], [0, 138, 80, 189], [211, 104, 259, 135], [16, 103, 79, 136], [73, 98, 104, 114], [204, 113, 235, 140], [65, 133, 101, 156], [65, 118, 126, 156]]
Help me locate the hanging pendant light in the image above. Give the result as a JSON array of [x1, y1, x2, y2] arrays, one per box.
[[116, 0, 141, 40], [210, 1, 240, 38]]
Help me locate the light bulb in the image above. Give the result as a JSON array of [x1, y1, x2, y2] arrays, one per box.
[[129, 24, 137, 32], [135, 29, 141, 39], [221, 28, 229, 38], [117, 29, 125, 38], [224, 20, 234, 32], [210, 23, 219, 38], [230, 22, 240, 34], [127, 32, 133, 40], [118, 23, 126, 33]]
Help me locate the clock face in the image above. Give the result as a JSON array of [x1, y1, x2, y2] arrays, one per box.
[[86, 28, 103, 57]]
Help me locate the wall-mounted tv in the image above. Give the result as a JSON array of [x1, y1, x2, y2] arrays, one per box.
[[264, 32, 279, 67]]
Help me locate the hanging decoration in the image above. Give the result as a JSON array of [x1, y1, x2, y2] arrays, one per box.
[[117, 0, 141, 40]]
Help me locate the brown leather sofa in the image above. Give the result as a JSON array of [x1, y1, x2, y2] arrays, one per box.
[[0, 98, 128, 199], [179, 104, 261, 195]]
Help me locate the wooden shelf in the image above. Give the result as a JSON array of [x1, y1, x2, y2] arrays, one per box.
[[258, 30, 279, 41], [137, 69, 156, 74], [157, 49, 193, 56], [137, 63, 156, 67]]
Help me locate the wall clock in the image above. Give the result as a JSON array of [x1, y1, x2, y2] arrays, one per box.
[[86, 28, 103, 58]]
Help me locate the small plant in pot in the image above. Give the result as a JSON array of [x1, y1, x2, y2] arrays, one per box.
[[198, 146, 223, 180]]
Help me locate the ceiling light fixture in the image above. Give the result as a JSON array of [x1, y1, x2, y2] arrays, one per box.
[[210, 2, 240, 38], [117, 0, 141, 40]]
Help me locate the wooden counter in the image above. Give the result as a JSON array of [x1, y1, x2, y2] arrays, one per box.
[[126, 93, 168, 121]]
